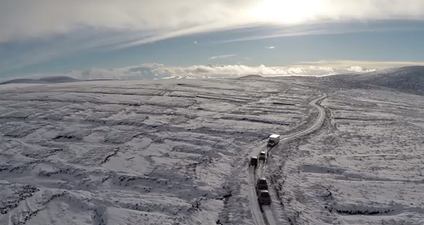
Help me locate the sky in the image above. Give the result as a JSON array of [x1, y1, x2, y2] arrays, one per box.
[[1, 0, 424, 80]]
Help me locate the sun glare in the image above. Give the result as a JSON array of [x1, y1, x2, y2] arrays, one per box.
[[250, 0, 325, 24]]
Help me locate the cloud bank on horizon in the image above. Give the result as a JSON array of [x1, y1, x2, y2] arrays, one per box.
[[10, 60, 424, 82], [7, 64, 363, 81], [1, 0, 424, 44]]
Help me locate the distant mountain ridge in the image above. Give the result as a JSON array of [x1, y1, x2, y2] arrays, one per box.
[[334, 66, 424, 95], [3, 66, 424, 96], [0, 76, 79, 85], [0, 76, 116, 85], [237, 74, 263, 79]]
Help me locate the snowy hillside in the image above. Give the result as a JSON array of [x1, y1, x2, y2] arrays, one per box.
[[335, 66, 424, 95], [0, 76, 117, 85], [1, 76, 424, 225], [0, 76, 80, 85], [269, 88, 424, 224], [0, 78, 316, 225]]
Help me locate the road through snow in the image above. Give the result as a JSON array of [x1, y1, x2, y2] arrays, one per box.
[[248, 94, 327, 225], [279, 95, 327, 143], [248, 167, 266, 225]]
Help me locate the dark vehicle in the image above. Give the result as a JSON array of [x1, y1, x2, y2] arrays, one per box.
[[258, 190, 271, 205], [250, 156, 258, 167], [256, 178, 268, 191], [259, 151, 267, 161]]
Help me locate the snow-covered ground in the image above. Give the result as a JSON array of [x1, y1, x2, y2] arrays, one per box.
[[269, 87, 424, 225], [0, 78, 317, 225], [2, 71, 424, 225]]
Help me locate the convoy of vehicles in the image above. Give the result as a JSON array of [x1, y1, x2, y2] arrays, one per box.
[[250, 134, 280, 166], [256, 178, 271, 205], [250, 134, 280, 205]]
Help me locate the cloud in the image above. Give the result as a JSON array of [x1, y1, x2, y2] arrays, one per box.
[[1, 0, 424, 73], [12, 61, 414, 82], [209, 54, 237, 60], [1, 0, 424, 44], [347, 66, 370, 73], [0, 0, 255, 43], [266, 46, 276, 49]]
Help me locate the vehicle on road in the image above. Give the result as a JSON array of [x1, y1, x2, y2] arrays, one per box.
[[258, 190, 271, 205], [250, 156, 258, 167], [256, 177, 268, 191], [267, 134, 280, 147], [259, 151, 267, 161]]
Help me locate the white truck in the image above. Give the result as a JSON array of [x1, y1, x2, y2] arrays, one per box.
[[267, 134, 280, 147]]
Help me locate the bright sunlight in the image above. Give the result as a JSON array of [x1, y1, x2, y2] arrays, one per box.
[[250, 0, 325, 24]]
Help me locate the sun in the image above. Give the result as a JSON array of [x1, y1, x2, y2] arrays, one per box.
[[250, 0, 325, 24]]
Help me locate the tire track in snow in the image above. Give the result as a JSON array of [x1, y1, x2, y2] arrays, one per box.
[[262, 206, 277, 225], [248, 167, 266, 225], [248, 94, 327, 225]]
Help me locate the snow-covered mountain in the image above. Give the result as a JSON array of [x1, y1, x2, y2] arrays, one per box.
[[237, 74, 264, 79], [0, 76, 80, 85], [0, 76, 118, 85], [335, 66, 424, 95]]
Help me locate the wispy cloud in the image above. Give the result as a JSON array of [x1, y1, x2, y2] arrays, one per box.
[[266, 46, 276, 49], [1, 0, 423, 44], [1, 0, 424, 72], [209, 54, 237, 60], [0, 0, 255, 43], [205, 21, 424, 45]]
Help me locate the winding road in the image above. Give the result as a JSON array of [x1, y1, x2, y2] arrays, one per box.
[[248, 94, 327, 225]]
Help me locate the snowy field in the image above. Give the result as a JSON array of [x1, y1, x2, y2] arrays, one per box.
[[269, 87, 424, 225], [0, 78, 318, 225], [1, 73, 424, 225]]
